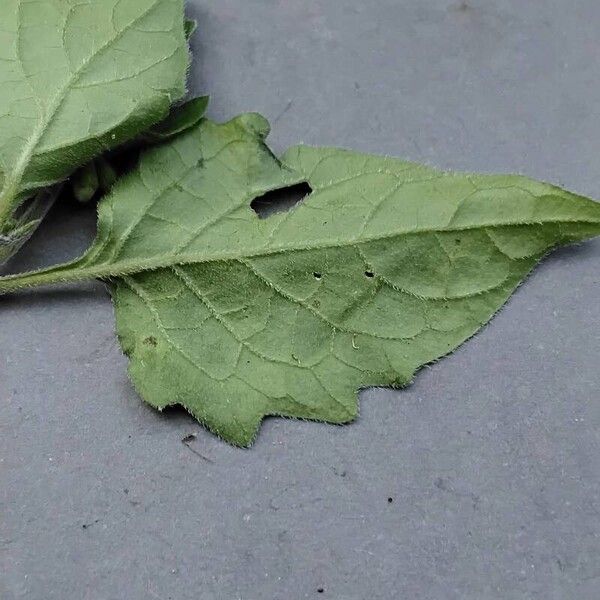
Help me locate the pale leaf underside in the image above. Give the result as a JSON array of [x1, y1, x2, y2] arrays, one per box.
[[2, 114, 599, 445], [0, 0, 188, 252]]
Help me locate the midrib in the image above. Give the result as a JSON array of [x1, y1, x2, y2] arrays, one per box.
[[106, 213, 600, 265], [0, 85, 65, 223], [1, 214, 599, 296]]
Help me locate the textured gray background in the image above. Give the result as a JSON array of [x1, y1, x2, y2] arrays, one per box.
[[1, 1, 600, 599]]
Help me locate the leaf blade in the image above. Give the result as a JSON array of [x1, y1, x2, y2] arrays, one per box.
[[24, 114, 592, 445], [1, 116, 599, 444], [0, 0, 189, 244]]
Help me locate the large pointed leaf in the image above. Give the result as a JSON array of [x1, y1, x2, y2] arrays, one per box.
[[1, 114, 599, 445], [0, 0, 189, 253]]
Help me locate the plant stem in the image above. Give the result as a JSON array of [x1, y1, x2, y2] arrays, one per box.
[[0, 261, 101, 295]]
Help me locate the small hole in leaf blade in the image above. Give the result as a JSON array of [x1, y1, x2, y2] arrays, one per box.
[[364, 271, 374, 278], [313, 272, 322, 280], [251, 182, 312, 219]]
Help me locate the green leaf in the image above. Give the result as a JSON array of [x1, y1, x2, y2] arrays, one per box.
[[0, 187, 61, 264], [70, 97, 209, 203], [0, 0, 190, 250], [96, 157, 119, 195], [72, 162, 99, 204], [139, 96, 209, 143], [2, 114, 599, 445], [184, 18, 197, 40]]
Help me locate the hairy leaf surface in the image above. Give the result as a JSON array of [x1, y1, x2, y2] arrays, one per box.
[[71, 97, 209, 203], [2, 114, 599, 445], [0, 0, 189, 254]]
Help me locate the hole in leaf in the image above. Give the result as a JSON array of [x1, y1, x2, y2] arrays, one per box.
[[251, 182, 312, 219], [313, 272, 322, 280], [364, 271, 374, 278]]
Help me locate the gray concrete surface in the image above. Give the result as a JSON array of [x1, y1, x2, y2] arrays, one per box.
[[2, 1, 600, 598]]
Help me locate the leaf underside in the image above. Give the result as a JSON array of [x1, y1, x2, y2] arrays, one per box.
[[0, 0, 189, 254], [5, 114, 600, 445], [71, 97, 209, 203]]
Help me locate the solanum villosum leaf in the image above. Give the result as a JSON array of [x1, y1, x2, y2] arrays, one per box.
[[0, 0, 190, 261], [1, 114, 599, 445]]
